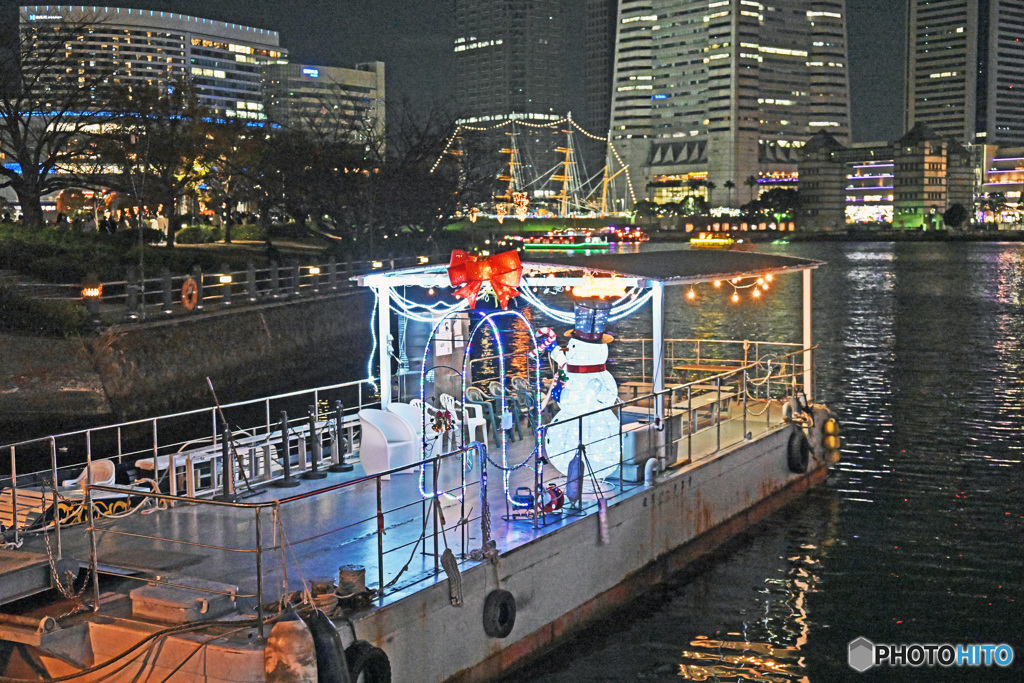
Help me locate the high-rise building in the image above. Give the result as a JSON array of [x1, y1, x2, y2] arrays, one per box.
[[905, 0, 1024, 146], [263, 62, 385, 144], [580, 0, 619, 174], [607, 0, 851, 208], [0, 3, 19, 98], [19, 5, 287, 119], [453, 0, 567, 125], [452, 0, 572, 206]]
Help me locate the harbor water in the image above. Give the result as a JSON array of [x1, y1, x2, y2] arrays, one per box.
[[508, 240, 1024, 681], [3, 241, 1021, 680]]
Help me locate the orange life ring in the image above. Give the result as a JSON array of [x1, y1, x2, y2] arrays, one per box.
[[181, 277, 198, 310]]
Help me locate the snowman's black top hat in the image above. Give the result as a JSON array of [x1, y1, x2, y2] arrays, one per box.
[[566, 299, 613, 344]]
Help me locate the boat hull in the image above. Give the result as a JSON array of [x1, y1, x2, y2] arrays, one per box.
[[351, 424, 825, 682]]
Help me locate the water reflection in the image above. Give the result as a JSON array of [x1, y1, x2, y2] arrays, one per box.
[[503, 241, 1024, 682], [467, 307, 537, 384], [675, 539, 825, 682]]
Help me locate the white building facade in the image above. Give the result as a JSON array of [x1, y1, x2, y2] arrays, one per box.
[[607, 0, 851, 208], [19, 5, 287, 119]]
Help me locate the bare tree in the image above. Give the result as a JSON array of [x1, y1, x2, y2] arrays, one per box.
[[0, 15, 112, 226], [96, 78, 214, 246]]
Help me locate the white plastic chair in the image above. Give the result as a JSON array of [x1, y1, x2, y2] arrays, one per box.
[[62, 459, 116, 490], [387, 402, 438, 472], [358, 409, 417, 478], [440, 393, 488, 446], [387, 402, 425, 438]]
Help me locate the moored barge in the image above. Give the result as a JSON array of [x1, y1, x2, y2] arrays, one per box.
[[0, 250, 839, 682]]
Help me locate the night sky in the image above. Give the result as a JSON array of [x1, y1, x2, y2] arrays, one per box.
[[108, 0, 905, 143]]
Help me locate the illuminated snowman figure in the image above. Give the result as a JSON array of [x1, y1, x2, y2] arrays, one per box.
[[544, 300, 621, 476]]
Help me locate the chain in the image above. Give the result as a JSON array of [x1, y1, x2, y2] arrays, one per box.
[[468, 443, 499, 566], [483, 446, 535, 473], [42, 491, 92, 617]]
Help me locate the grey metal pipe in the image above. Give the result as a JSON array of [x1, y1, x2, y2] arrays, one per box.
[[376, 477, 384, 605], [49, 438, 61, 557], [9, 447, 18, 547], [255, 506, 264, 639]]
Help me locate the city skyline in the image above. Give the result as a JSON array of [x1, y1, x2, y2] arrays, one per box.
[[604, 0, 852, 206], [66, 0, 907, 143], [906, 0, 1024, 146]]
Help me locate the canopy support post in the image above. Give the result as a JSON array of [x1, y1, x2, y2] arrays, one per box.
[[652, 281, 665, 414], [802, 269, 813, 400], [377, 285, 393, 410]]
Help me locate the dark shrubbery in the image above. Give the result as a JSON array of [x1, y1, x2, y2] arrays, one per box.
[[229, 223, 263, 240], [175, 225, 226, 244], [0, 283, 88, 335], [174, 226, 203, 244], [0, 223, 259, 283], [267, 221, 312, 240]]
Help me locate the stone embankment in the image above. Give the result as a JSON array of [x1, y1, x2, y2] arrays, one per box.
[[1, 289, 373, 429]]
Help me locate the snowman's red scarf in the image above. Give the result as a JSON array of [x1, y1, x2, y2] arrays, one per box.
[[566, 363, 606, 373]]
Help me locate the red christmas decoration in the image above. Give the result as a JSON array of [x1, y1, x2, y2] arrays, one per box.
[[447, 249, 523, 309]]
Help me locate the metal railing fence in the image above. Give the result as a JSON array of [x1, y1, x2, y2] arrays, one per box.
[[17, 254, 441, 324], [2, 342, 815, 644], [86, 442, 486, 638], [0, 378, 382, 534]]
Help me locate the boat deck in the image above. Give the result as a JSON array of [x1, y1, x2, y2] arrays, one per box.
[[15, 399, 784, 614]]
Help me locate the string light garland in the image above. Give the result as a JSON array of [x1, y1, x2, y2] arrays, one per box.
[[684, 273, 776, 304], [389, 291, 469, 323], [430, 116, 638, 203], [366, 295, 379, 392], [518, 285, 655, 324], [417, 310, 543, 503], [462, 311, 543, 504]]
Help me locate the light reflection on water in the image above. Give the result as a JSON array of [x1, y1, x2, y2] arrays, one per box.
[[505, 241, 1024, 682], [469, 307, 537, 383]]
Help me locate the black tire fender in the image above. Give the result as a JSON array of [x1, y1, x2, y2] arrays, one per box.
[[787, 429, 811, 474], [482, 589, 517, 638], [303, 609, 350, 683], [345, 640, 391, 683]]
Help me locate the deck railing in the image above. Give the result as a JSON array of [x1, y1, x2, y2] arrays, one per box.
[[73, 350, 808, 630], [86, 443, 486, 638], [611, 337, 807, 386], [1, 344, 814, 639], [0, 377, 382, 535]]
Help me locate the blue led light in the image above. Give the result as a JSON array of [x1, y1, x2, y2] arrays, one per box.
[[417, 310, 543, 503]]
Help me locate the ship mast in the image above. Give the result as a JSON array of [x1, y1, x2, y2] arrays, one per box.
[[550, 117, 579, 218], [495, 128, 522, 208]]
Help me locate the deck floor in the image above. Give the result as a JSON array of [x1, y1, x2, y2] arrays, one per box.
[[16, 400, 783, 613]]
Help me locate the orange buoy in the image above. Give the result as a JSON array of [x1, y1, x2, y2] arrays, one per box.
[[181, 277, 199, 311]]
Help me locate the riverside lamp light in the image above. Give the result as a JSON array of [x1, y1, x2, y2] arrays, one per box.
[[81, 275, 102, 323], [218, 271, 232, 306]]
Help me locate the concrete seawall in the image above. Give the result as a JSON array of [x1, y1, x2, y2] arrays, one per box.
[[0, 290, 373, 430]]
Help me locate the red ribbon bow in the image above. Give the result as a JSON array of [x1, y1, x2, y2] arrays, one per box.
[[448, 249, 523, 309]]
